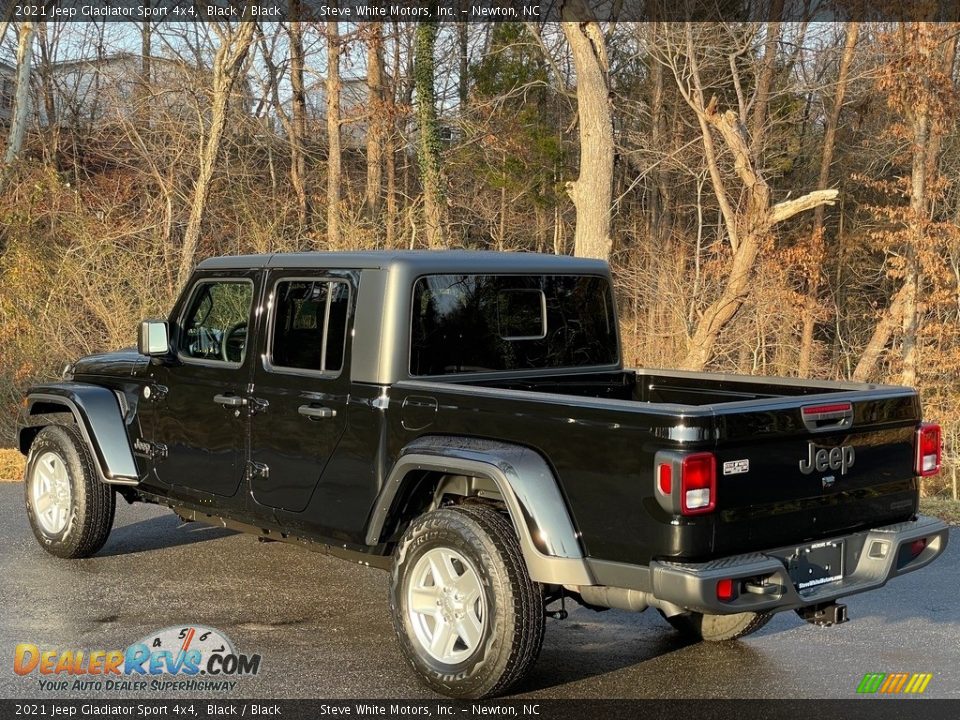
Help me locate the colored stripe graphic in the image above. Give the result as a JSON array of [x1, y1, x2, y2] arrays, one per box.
[[857, 672, 932, 695], [910, 674, 933, 694], [857, 673, 886, 693]]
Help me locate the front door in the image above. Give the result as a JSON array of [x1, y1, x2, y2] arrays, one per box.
[[152, 272, 259, 499], [248, 271, 353, 513]]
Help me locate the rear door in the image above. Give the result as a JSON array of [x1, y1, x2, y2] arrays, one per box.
[[247, 270, 354, 513], [710, 390, 921, 556]]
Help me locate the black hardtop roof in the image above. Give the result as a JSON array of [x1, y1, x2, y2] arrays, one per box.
[[196, 250, 610, 274]]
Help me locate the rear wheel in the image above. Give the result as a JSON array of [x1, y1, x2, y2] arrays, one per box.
[[24, 425, 115, 559], [661, 609, 771, 642], [389, 504, 544, 699]]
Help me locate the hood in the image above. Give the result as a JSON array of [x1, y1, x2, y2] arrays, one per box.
[[69, 348, 148, 379]]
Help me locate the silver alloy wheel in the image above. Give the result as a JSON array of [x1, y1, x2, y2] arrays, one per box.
[[30, 451, 72, 536], [407, 547, 486, 664]]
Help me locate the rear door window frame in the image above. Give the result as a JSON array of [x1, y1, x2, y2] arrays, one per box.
[[263, 275, 352, 379]]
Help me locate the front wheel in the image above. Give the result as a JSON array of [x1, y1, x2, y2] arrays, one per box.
[[24, 425, 115, 559], [389, 504, 544, 699], [660, 609, 771, 642]]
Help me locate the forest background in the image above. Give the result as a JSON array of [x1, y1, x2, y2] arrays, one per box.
[[1, 17, 959, 503]]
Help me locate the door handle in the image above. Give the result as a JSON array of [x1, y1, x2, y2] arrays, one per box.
[[214, 394, 247, 408], [298, 405, 336, 419]]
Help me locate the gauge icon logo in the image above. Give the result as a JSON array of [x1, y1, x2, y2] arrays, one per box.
[[125, 625, 258, 677]]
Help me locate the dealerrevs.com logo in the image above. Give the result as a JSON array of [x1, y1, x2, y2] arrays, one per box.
[[13, 625, 261, 693]]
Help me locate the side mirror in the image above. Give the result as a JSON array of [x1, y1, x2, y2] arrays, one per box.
[[138, 320, 170, 357]]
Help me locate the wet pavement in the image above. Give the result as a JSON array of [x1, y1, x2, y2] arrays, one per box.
[[0, 483, 957, 699]]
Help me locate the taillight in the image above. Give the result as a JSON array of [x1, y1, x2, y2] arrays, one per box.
[[915, 423, 941, 477], [909, 538, 927, 558], [681, 452, 716, 515], [716, 578, 736, 602]]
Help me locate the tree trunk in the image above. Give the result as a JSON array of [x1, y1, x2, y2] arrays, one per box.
[[137, 21, 152, 129], [385, 129, 397, 248], [851, 284, 909, 381], [3, 22, 35, 170], [326, 21, 342, 248], [36, 23, 59, 165], [561, 6, 614, 260], [748, 0, 785, 158], [900, 82, 932, 388], [648, 21, 669, 246], [364, 23, 385, 221], [458, 20, 469, 105], [177, 22, 256, 287], [414, 22, 445, 248], [385, 25, 401, 249], [289, 4, 309, 228], [798, 22, 859, 377]]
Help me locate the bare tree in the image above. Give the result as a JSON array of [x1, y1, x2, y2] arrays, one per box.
[[384, 22, 405, 249], [35, 23, 59, 164], [364, 23, 385, 222], [177, 21, 257, 287], [3, 22, 35, 171], [561, 2, 614, 260], [326, 20, 342, 248], [415, 22, 445, 248], [852, 25, 958, 383], [663, 24, 838, 371], [798, 22, 859, 377], [289, 2, 309, 228]]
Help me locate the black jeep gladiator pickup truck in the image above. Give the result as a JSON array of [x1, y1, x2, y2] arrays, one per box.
[[17, 251, 948, 697]]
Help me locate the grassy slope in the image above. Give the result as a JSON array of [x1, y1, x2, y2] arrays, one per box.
[[920, 497, 960, 526], [0, 448, 23, 481]]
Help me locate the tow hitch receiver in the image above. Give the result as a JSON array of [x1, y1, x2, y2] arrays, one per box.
[[797, 602, 848, 627]]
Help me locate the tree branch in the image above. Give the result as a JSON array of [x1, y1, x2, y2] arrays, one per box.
[[768, 189, 840, 226]]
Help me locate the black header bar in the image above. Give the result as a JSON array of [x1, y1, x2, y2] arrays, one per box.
[[4, 0, 960, 23]]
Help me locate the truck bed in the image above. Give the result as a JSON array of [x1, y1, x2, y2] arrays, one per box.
[[394, 368, 920, 566], [457, 367, 883, 406]]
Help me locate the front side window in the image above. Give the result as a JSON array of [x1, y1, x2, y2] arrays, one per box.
[[410, 274, 618, 376], [270, 279, 349, 374], [180, 280, 254, 363]]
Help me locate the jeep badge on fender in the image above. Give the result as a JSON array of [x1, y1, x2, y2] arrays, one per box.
[[799, 442, 856, 476]]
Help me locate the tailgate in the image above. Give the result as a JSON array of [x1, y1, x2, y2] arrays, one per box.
[[709, 389, 921, 557]]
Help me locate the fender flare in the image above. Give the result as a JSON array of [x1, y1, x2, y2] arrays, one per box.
[[19, 383, 139, 486], [366, 436, 593, 586]]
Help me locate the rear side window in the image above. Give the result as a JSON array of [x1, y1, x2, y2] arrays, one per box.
[[270, 279, 349, 374], [410, 274, 618, 376]]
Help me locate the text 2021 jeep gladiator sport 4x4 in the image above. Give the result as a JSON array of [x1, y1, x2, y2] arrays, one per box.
[[17, 251, 948, 697]]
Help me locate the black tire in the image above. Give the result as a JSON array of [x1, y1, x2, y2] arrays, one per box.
[[660, 609, 772, 642], [24, 425, 115, 559], [389, 504, 545, 699]]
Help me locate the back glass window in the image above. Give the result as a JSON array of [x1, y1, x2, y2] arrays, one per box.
[[410, 274, 618, 376]]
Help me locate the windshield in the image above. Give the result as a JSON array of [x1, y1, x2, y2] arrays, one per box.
[[410, 274, 619, 376]]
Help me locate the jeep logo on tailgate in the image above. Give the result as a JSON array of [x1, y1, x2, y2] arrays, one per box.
[[799, 442, 855, 475]]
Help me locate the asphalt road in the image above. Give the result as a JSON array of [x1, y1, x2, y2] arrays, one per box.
[[1, 482, 958, 700]]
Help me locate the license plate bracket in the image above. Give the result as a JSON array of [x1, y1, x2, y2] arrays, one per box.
[[787, 540, 844, 594]]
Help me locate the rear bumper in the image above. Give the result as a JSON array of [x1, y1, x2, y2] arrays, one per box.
[[649, 514, 949, 614]]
